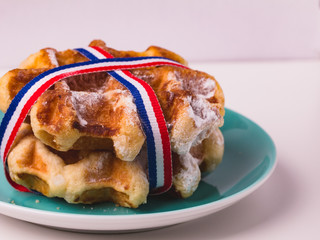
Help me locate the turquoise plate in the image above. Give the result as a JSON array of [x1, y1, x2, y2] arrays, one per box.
[[0, 108, 276, 232]]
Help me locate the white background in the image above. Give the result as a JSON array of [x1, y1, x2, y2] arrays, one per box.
[[0, 1, 320, 239], [0, 0, 319, 68]]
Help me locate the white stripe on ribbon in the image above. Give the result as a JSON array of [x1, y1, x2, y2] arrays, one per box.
[[115, 70, 165, 187]]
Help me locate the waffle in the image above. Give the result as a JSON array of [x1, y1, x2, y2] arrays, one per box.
[[7, 124, 223, 206], [173, 127, 224, 198], [7, 124, 149, 208], [0, 40, 225, 207], [0, 40, 224, 161]]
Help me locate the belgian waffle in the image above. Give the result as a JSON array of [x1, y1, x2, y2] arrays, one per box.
[[0, 40, 225, 207], [8, 124, 223, 207]]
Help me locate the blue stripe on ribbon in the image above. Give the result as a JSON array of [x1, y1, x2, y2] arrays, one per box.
[[108, 71, 157, 189], [76, 48, 158, 189], [74, 48, 100, 61]]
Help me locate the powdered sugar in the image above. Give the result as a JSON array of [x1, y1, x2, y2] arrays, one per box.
[[186, 95, 218, 128], [170, 70, 216, 98], [199, 77, 216, 98], [192, 128, 212, 147], [184, 75, 215, 98], [183, 73, 218, 129], [168, 70, 218, 129], [46, 49, 59, 67], [173, 152, 201, 197], [105, 89, 137, 114], [70, 91, 103, 126]]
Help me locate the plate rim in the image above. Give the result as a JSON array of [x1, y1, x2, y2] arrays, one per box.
[[0, 108, 277, 231]]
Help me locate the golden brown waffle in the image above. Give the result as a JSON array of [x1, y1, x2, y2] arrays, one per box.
[[1, 40, 225, 207], [7, 124, 223, 206], [8, 124, 149, 208], [0, 40, 224, 162]]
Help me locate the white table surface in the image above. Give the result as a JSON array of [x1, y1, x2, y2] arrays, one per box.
[[0, 60, 319, 239]]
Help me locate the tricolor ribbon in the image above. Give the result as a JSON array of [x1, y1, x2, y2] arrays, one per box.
[[75, 46, 174, 194], [0, 46, 187, 194]]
